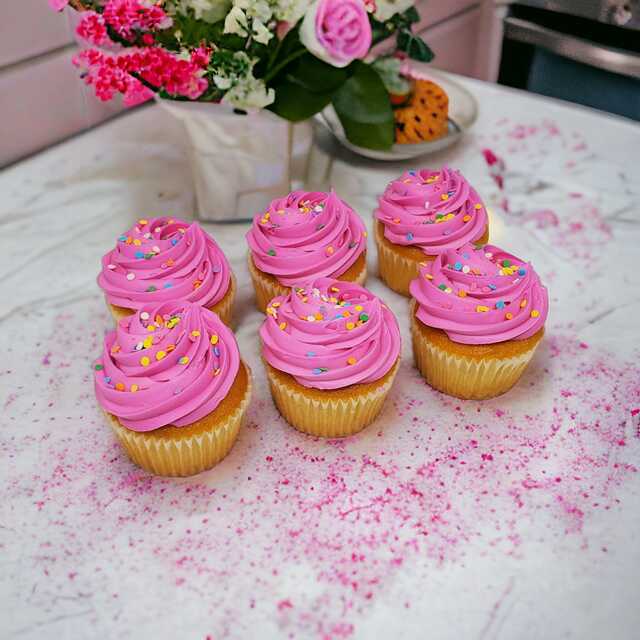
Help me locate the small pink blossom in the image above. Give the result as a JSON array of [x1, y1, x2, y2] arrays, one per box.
[[103, 0, 172, 40], [123, 79, 154, 107], [76, 12, 108, 46], [48, 0, 69, 11]]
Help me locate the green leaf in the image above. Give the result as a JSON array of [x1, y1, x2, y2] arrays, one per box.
[[268, 81, 334, 121], [331, 61, 394, 151], [284, 54, 348, 94], [397, 30, 435, 62]]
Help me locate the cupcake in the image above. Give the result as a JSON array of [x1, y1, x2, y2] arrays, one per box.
[[93, 301, 252, 476], [409, 243, 549, 400], [246, 190, 368, 312], [375, 167, 489, 296], [260, 278, 400, 438], [98, 217, 235, 325]]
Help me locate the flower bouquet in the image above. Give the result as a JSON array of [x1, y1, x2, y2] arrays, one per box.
[[50, 0, 438, 218]]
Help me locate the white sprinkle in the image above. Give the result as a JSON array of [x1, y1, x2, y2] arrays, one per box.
[[143, 232, 152, 239], [485, 252, 493, 259], [107, 264, 116, 270], [135, 342, 143, 351], [126, 273, 135, 280], [306, 315, 316, 322], [462, 265, 470, 274], [140, 311, 150, 321], [152, 246, 160, 253]]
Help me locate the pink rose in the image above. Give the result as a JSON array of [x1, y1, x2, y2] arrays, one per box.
[[48, 0, 69, 10], [300, 0, 372, 68]]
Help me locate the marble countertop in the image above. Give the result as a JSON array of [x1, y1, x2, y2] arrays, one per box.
[[1, 76, 640, 640]]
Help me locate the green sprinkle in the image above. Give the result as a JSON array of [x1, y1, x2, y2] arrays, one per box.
[[94, 364, 103, 371], [438, 283, 447, 290], [268, 248, 276, 256], [502, 259, 512, 267], [146, 286, 157, 292], [359, 313, 369, 322]]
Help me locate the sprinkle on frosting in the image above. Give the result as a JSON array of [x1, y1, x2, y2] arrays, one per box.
[[375, 166, 488, 255], [93, 301, 240, 432], [98, 217, 232, 312], [409, 243, 549, 345], [246, 190, 367, 287], [260, 278, 401, 390]]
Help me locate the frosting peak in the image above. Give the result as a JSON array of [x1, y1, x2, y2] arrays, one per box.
[[98, 217, 231, 311], [94, 301, 240, 431], [260, 278, 400, 390], [409, 243, 549, 344], [375, 166, 488, 255], [246, 190, 367, 286]]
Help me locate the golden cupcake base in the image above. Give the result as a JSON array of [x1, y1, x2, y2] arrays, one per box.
[[106, 361, 252, 477], [108, 273, 237, 326], [265, 358, 399, 438], [410, 302, 543, 399], [247, 252, 368, 313], [375, 221, 489, 297]]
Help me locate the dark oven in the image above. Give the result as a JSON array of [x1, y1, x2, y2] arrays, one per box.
[[497, 0, 640, 120]]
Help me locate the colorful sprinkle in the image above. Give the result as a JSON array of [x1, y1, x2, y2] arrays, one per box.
[[454, 262, 462, 271], [155, 350, 167, 361], [140, 356, 150, 366], [520, 299, 528, 308], [346, 322, 356, 330], [476, 305, 490, 313], [406, 233, 414, 241], [126, 273, 135, 281], [505, 312, 513, 320], [462, 215, 471, 222], [191, 330, 201, 338], [130, 384, 139, 393], [496, 301, 505, 309], [531, 310, 540, 318], [279, 322, 287, 331], [267, 248, 276, 256], [179, 356, 189, 365], [210, 335, 219, 345], [347, 357, 357, 366], [115, 382, 125, 391]]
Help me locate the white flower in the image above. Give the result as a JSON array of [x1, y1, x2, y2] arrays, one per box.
[[234, 0, 273, 23], [252, 18, 274, 44], [178, 0, 231, 23], [224, 6, 249, 36], [374, 0, 414, 22], [273, 0, 312, 23], [222, 75, 275, 111]]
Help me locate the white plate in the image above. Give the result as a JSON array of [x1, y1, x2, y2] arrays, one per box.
[[316, 67, 478, 161]]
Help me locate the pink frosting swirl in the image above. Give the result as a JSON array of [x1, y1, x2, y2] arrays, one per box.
[[93, 301, 240, 431], [260, 278, 400, 390], [98, 217, 232, 312], [409, 243, 549, 345], [246, 190, 367, 287], [375, 166, 488, 255]]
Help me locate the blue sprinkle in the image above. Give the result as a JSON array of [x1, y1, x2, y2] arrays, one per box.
[[213, 346, 220, 357], [118, 235, 127, 242], [409, 170, 416, 176], [406, 232, 414, 241], [463, 253, 470, 260], [334, 314, 343, 319], [163, 283, 172, 288], [104, 376, 112, 384], [171, 238, 179, 246], [454, 261, 462, 271], [306, 352, 316, 358], [488, 283, 497, 291], [518, 268, 526, 276], [496, 300, 505, 309], [312, 368, 323, 375], [343, 302, 352, 307], [135, 251, 144, 259]]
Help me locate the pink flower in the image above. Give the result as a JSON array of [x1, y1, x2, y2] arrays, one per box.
[[123, 79, 154, 107], [76, 12, 108, 46], [300, 0, 372, 68], [103, 0, 172, 40], [48, 0, 69, 11]]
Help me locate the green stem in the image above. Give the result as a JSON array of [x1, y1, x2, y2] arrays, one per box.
[[263, 47, 306, 83]]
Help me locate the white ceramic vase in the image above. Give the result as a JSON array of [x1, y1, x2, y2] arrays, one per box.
[[157, 100, 310, 222]]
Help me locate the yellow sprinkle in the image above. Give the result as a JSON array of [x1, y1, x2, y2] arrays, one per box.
[[279, 322, 287, 330], [266, 307, 276, 317], [133, 239, 142, 246], [147, 325, 156, 332], [179, 356, 189, 365], [462, 215, 471, 222], [138, 219, 148, 225], [474, 203, 482, 210], [531, 310, 540, 318], [272, 301, 281, 308], [166, 344, 175, 353], [347, 357, 357, 365], [425, 273, 434, 280], [143, 336, 153, 348], [155, 350, 166, 361], [476, 305, 490, 313], [346, 322, 355, 330], [363, 231, 368, 237], [520, 299, 527, 308], [115, 382, 125, 391], [458, 290, 467, 297], [130, 384, 139, 393], [326, 246, 334, 255], [330, 287, 340, 293], [505, 312, 513, 320], [441, 194, 449, 200], [355, 305, 363, 312], [342, 310, 351, 317], [140, 356, 150, 366], [314, 313, 323, 321], [191, 330, 201, 338], [211, 334, 219, 345]]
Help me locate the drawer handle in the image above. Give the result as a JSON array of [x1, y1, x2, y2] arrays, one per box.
[[503, 16, 640, 79]]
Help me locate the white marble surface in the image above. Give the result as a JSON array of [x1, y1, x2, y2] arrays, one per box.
[[1, 76, 640, 640]]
